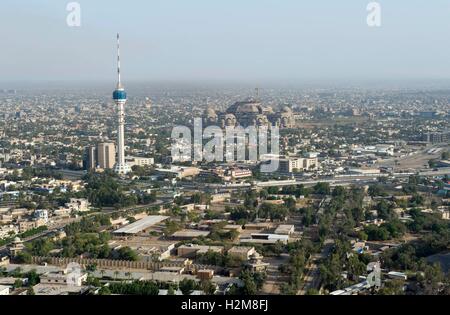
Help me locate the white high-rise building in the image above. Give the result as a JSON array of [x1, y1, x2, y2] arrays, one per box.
[[112, 33, 131, 175]]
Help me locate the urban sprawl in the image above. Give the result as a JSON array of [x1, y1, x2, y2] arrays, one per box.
[[1, 74, 450, 296]]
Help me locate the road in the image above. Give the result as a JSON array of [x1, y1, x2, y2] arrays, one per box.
[[254, 168, 450, 188], [298, 239, 334, 295], [261, 254, 290, 295]]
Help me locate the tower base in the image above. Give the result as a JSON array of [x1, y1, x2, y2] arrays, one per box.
[[113, 163, 131, 175]]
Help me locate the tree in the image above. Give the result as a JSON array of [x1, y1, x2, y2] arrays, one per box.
[[26, 287, 35, 295], [86, 264, 97, 273], [313, 182, 331, 195], [167, 285, 175, 295], [25, 269, 40, 286], [13, 279, 23, 289], [200, 280, 217, 295], [378, 280, 405, 295], [98, 286, 111, 295], [15, 252, 32, 264], [239, 270, 265, 295], [230, 206, 254, 222], [113, 247, 138, 261], [179, 278, 197, 295], [86, 275, 101, 287], [301, 207, 314, 227], [368, 184, 385, 197], [305, 288, 320, 295], [279, 283, 297, 295], [347, 255, 366, 279], [332, 186, 346, 198], [259, 203, 288, 221], [421, 263, 444, 295], [284, 197, 296, 212], [242, 275, 258, 295]]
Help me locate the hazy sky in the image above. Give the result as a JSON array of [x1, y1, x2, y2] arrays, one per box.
[[2, 0, 450, 84]]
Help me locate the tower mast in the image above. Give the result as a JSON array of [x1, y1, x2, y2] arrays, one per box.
[[112, 33, 131, 175]]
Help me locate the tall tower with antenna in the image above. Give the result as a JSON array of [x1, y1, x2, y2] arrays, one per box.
[[113, 33, 131, 175]]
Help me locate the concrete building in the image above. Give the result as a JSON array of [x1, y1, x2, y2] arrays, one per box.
[[352, 145, 395, 156], [0, 285, 10, 295], [83, 146, 97, 170], [228, 246, 257, 261], [155, 166, 200, 179], [240, 233, 289, 245], [177, 244, 224, 258], [34, 209, 48, 223], [279, 157, 319, 173], [8, 237, 24, 256], [422, 131, 450, 144], [65, 198, 91, 212], [274, 224, 295, 235], [97, 142, 116, 170], [229, 168, 252, 179], [127, 156, 154, 167], [204, 99, 296, 129], [113, 215, 169, 235], [171, 230, 210, 240]]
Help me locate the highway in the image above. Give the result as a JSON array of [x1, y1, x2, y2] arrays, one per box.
[[254, 168, 450, 188]]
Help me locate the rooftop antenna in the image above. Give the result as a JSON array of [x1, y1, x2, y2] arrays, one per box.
[[116, 33, 122, 89]]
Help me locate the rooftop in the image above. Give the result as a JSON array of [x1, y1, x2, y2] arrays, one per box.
[[172, 230, 210, 238], [113, 215, 169, 234]]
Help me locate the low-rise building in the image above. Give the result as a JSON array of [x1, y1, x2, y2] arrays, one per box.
[[40, 269, 88, 287], [177, 244, 224, 258], [274, 224, 295, 235], [34, 209, 48, 223], [240, 233, 289, 245], [0, 285, 10, 295], [227, 246, 257, 261], [65, 198, 91, 212], [171, 230, 210, 240]]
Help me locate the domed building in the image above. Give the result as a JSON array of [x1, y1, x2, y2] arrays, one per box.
[[272, 106, 296, 128], [204, 107, 219, 125], [203, 98, 295, 129]]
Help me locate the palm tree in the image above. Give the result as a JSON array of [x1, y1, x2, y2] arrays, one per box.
[[114, 270, 120, 280], [125, 271, 132, 280], [100, 270, 106, 279], [13, 267, 22, 277]]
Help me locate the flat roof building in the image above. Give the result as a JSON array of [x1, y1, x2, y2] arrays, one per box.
[[240, 233, 289, 245], [0, 284, 10, 295], [113, 215, 169, 235], [171, 230, 210, 239], [274, 224, 295, 235]]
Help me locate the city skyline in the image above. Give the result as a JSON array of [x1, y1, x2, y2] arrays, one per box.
[[1, 1, 450, 302]]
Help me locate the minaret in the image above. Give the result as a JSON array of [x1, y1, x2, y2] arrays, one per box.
[[113, 33, 131, 175]]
